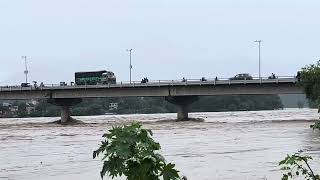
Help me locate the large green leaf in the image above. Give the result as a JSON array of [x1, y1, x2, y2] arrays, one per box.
[[161, 163, 180, 180]]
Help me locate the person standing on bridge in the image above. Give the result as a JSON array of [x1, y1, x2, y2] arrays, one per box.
[[269, 73, 276, 79], [296, 71, 301, 82]]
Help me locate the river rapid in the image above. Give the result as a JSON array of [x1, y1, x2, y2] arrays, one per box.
[[1, 109, 320, 180]]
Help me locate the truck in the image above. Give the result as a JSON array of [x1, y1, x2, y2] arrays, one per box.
[[75, 70, 116, 85]]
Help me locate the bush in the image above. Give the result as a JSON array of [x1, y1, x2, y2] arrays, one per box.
[[93, 122, 181, 180]]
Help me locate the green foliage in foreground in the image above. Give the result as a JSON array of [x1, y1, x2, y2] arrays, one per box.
[[300, 61, 320, 130], [93, 123, 181, 180], [279, 151, 319, 180]]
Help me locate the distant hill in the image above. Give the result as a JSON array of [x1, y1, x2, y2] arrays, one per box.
[[279, 94, 309, 108]]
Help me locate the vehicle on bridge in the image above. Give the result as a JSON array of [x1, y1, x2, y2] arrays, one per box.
[[60, 82, 67, 86], [21, 83, 31, 87], [75, 70, 116, 85], [230, 73, 253, 80]]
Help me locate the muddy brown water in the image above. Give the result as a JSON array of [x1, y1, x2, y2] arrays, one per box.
[[1, 109, 320, 180]]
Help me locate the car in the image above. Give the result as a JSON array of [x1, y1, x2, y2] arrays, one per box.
[[60, 82, 67, 86], [230, 73, 253, 80], [21, 83, 31, 87]]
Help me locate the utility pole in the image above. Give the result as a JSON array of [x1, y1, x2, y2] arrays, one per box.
[[22, 56, 28, 83], [254, 40, 262, 79], [126, 49, 133, 84]]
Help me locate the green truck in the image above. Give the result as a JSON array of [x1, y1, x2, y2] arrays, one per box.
[[75, 70, 116, 85]]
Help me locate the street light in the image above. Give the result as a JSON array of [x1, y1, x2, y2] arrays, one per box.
[[254, 40, 262, 79], [22, 56, 28, 83], [126, 49, 133, 84]]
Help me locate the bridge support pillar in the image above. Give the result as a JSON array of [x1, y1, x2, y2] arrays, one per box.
[[165, 96, 199, 121], [47, 98, 82, 125], [60, 106, 71, 124]]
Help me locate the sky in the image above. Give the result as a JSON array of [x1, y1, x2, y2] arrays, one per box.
[[0, 0, 319, 85]]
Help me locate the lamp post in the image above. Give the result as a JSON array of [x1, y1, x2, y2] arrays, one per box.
[[254, 40, 262, 79], [22, 56, 28, 83], [126, 49, 133, 84]]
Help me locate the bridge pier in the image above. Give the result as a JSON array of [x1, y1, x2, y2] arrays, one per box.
[[47, 98, 82, 124], [60, 106, 72, 124], [166, 96, 199, 121]]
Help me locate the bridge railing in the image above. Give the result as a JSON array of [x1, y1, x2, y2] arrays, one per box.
[[0, 76, 298, 91]]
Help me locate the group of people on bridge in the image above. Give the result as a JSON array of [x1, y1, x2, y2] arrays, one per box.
[[32, 81, 45, 89], [141, 77, 149, 83]]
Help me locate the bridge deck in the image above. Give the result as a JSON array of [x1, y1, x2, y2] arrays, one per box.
[[0, 77, 298, 92]]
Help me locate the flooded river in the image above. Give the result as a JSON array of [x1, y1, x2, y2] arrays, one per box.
[[1, 109, 320, 180]]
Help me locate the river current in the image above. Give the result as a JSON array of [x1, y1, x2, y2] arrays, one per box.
[[1, 109, 320, 180]]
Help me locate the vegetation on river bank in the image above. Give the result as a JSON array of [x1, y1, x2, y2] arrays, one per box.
[[300, 60, 320, 130], [279, 61, 320, 180], [0, 95, 283, 118]]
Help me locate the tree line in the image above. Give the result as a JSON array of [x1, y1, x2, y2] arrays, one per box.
[[3, 95, 283, 118]]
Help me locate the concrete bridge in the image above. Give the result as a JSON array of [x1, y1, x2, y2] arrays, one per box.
[[0, 77, 303, 124]]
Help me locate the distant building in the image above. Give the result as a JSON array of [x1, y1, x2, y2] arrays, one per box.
[[28, 99, 38, 106], [2, 102, 11, 107], [9, 106, 18, 113], [109, 103, 118, 111], [26, 106, 35, 114]]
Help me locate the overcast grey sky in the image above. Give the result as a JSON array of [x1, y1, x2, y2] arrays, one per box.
[[0, 0, 319, 85]]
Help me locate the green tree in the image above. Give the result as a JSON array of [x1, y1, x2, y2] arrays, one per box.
[[297, 100, 304, 109], [17, 101, 27, 117], [300, 61, 320, 129], [93, 123, 181, 180], [10, 95, 284, 118], [191, 95, 283, 112]]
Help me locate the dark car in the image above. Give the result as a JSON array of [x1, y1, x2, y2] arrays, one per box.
[[230, 73, 253, 80], [21, 83, 31, 87], [60, 82, 67, 86]]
